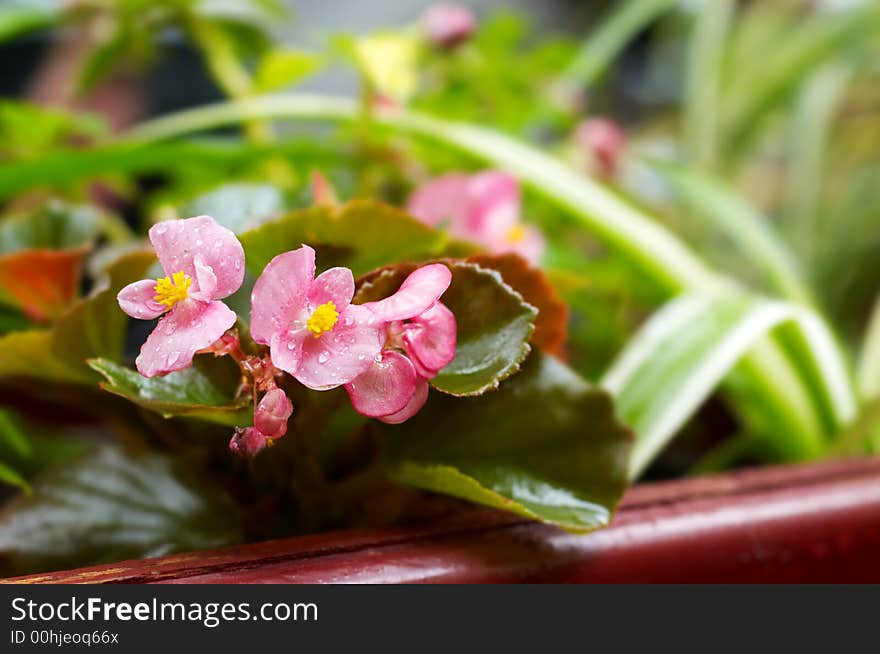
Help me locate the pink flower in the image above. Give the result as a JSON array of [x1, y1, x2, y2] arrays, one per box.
[[253, 388, 294, 439], [575, 118, 626, 178], [229, 388, 294, 458], [117, 215, 245, 377], [250, 245, 385, 390], [346, 264, 456, 423], [407, 171, 545, 265], [229, 427, 268, 457], [423, 3, 476, 48]]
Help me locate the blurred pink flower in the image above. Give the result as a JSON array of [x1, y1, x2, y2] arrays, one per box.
[[117, 215, 244, 378], [423, 3, 477, 48], [250, 245, 385, 391], [347, 264, 456, 424], [575, 117, 626, 178], [407, 171, 544, 264]]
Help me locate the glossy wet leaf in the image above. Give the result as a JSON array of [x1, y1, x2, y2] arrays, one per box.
[[0, 446, 242, 577], [468, 253, 568, 359], [432, 263, 536, 395], [240, 199, 445, 276], [356, 261, 537, 396], [382, 352, 632, 532], [89, 356, 250, 426]]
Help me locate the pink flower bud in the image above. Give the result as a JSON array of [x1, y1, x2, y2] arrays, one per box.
[[229, 427, 268, 458], [576, 118, 626, 178], [254, 388, 294, 439], [423, 3, 476, 48]]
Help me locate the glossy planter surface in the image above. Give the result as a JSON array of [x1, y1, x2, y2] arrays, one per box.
[[6, 457, 880, 583]]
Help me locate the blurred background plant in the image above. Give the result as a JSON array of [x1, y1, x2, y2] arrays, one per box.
[[0, 0, 878, 576]]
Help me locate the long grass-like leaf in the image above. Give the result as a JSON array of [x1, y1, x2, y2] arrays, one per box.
[[650, 161, 815, 306], [683, 0, 735, 169], [560, 0, 681, 87], [783, 64, 853, 259], [858, 295, 880, 400], [722, 4, 879, 157], [603, 292, 855, 478]]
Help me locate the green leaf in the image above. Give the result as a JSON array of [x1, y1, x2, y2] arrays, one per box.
[[602, 292, 856, 478], [560, 0, 680, 86], [0, 330, 84, 384], [88, 356, 250, 426], [858, 294, 880, 400], [0, 445, 241, 577], [0, 408, 31, 459], [254, 48, 320, 93], [0, 461, 29, 493], [355, 260, 537, 396], [648, 161, 814, 306], [179, 182, 285, 234], [52, 250, 156, 373], [0, 250, 156, 385], [682, 0, 735, 169], [240, 199, 446, 276], [383, 352, 632, 532], [0, 203, 101, 254], [0, 4, 59, 45], [432, 263, 536, 396], [722, 4, 880, 154]]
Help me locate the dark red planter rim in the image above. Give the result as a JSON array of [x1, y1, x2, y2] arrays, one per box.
[[5, 456, 880, 583]]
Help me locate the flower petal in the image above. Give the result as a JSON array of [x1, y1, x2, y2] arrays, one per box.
[[190, 254, 218, 301], [295, 304, 384, 390], [308, 266, 354, 313], [135, 299, 235, 377], [406, 173, 470, 228], [149, 215, 244, 299], [250, 245, 316, 345], [378, 378, 429, 424], [466, 171, 520, 242], [268, 330, 305, 376], [229, 427, 269, 458], [345, 350, 417, 417], [403, 301, 457, 378], [254, 388, 294, 439], [117, 279, 166, 320], [363, 263, 452, 322]]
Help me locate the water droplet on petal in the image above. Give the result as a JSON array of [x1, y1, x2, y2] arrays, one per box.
[[357, 354, 366, 361], [196, 239, 203, 247], [234, 260, 242, 270], [214, 240, 223, 248], [155, 224, 168, 234], [287, 341, 296, 350], [318, 351, 330, 364]]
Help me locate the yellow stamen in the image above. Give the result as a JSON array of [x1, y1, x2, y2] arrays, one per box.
[[506, 225, 527, 243], [153, 271, 191, 308], [306, 301, 339, 336]]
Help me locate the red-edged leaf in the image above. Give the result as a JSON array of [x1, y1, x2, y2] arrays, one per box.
[[467, 253, 569, 359], [0, 248, 86, 322]]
